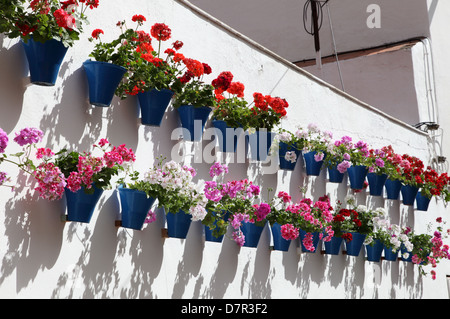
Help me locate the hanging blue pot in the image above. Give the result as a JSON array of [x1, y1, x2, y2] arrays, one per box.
[[166, 209, 192, 239], [345, 232, 366, 256], [383, 246, 399, 261], [303, 151, 324, 176], [211, 120, 242, 152], [270, 222, 292, 251], [328, 165, 344, 183], [138, 88, 174, 126], [240, 221, 266, 248], [365, 239, 384, 262], [21, 37, 68, 86], [83, 60, 127, 107], [299, 229, 320, 253], [204, 211, 230, 242], [367, 172, 388, 196], [347, 165, 368, 190], [400, 244, 413, 262], [247, 130, 275, 161], [416, 191, 431, 211], [118, 187, 156, 230], [278, 142, 301, 170], [323, 235, 343, 255], [401, 184, 419, 206], [65, 185, 103, 223], [385, 178, 402, 200], [177, 105, 212, 141]]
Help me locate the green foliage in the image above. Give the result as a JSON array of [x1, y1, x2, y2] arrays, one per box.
[[212, 96, 251, 130], [172, 81, 216, 109]]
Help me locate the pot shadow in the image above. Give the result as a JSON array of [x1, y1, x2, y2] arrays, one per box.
[[0, 174, 65, 293], [0, 36, 27, 132], [171, 219, 204, 299]]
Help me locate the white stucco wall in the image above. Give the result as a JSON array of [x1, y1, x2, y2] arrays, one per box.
[[0, 0, 447, 299]]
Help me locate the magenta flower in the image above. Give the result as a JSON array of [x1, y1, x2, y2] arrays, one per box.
[[13, 127, 43, 146], [0, 128, 8, 153]]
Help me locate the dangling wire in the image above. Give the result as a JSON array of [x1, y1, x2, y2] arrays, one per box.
[[302, 0, 329, 35]]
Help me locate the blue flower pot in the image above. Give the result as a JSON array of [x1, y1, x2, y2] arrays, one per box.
[[166, 209, 192, 239], [83, 60, 127, 107], [278, 142, 301, 170], [65, 185, 103, 223], [118, 187, 156, 230], [401, 184, 419, 206], [240, 221, 266, 248], [365, 239, 384, 262], [385, 178, 402, 200], [416, 192, 431, 211], [138, 88, 174, 126], [345, 232, 366, 256], [247, 130, 275, 161], [270, 222, 292, 251], [347, 165, 368, 190], [303, 151, 324, 176], [328, 165, 344, 183], [22, 37, 68, 86], [299, 229, 320, 253], [367, 172, 388, 196], [204, 211, 230, 242], [383, 246, 399, 261], [177, 105, 212, 141], [211, 120, 242, 152], [323, 235, 343, 255]]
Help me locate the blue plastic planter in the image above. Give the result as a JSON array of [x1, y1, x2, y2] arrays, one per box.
[[303, 151, 324, 176], [22, 37, 68, 86], [83, 60, 126, 107], [166, 210, 192, 238], [365, 239, 384, 262], [65, 185, 103, 223], [416, 191, 431, 211], [138, 88, 174, 126], [347, 165, 368, 190], [385, 178, 402, 200], [401, 184, 419, 206], [270, 222, 292, 251], [240, 221, 266, 248], [323, 235, 343, 255], [247, 130, 275, 161], [278, 142, 301, 170], [177, 105, 211, 141], [367, 172, 388, 196], [345, 232, 366, 256], [383, 246, 399, 261], [119, 187, 156, 230], [211, 120, 242, 152], [299, 229, 320, 253], [204, 211, 230, 242], [328, 165, 344, 183], [400, 244, 413, 262]]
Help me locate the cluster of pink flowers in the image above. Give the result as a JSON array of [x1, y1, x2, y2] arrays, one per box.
[[0, 128, 8, 153], [33, 162, 66, 201], [281, 223, 299, 241], [230, 213, 251, 247], [209, 162, 228, 178], [13, 127, 43, 147]]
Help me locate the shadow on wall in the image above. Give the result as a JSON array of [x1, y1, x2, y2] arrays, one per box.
[[0, 35, 27, 133]]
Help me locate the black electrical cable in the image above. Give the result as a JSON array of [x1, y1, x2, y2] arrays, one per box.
[[302, 0, 330, 35]]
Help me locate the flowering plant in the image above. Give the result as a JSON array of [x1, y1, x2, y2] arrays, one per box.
[[1, 0, 100, 47], [0, 127, 67, 200], [87, 14, 151, 68], [297, 123, 332, 163], [54, 138, 135, 194], [397, 153, 424, 187], [324, 135, 370, 173], [244, 92, 289, 131], [284, 194, 334, 252], [416, 166, 450, 200], [211, 72, 251, 129], [329, 195, 377, 243], [202, 162, 261, 246], [273, 128, 306, 164], [115, 21, 185, 99], [171, 59, 216, 109], [150, 160, 207, 221]]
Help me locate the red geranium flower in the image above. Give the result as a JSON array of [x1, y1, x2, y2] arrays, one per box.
[[91, 28, 103, 39], [182, 58, 204, 77], [132, 14, 146, 23], [151, 23, 171, 41]]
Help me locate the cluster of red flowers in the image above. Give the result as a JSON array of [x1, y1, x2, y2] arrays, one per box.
[[150, 23, 171, 41], [212, 71, 233, 94], [252, 92, 288, 117], [423, 166, 450, 196], [91, 28, 103, 39]]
